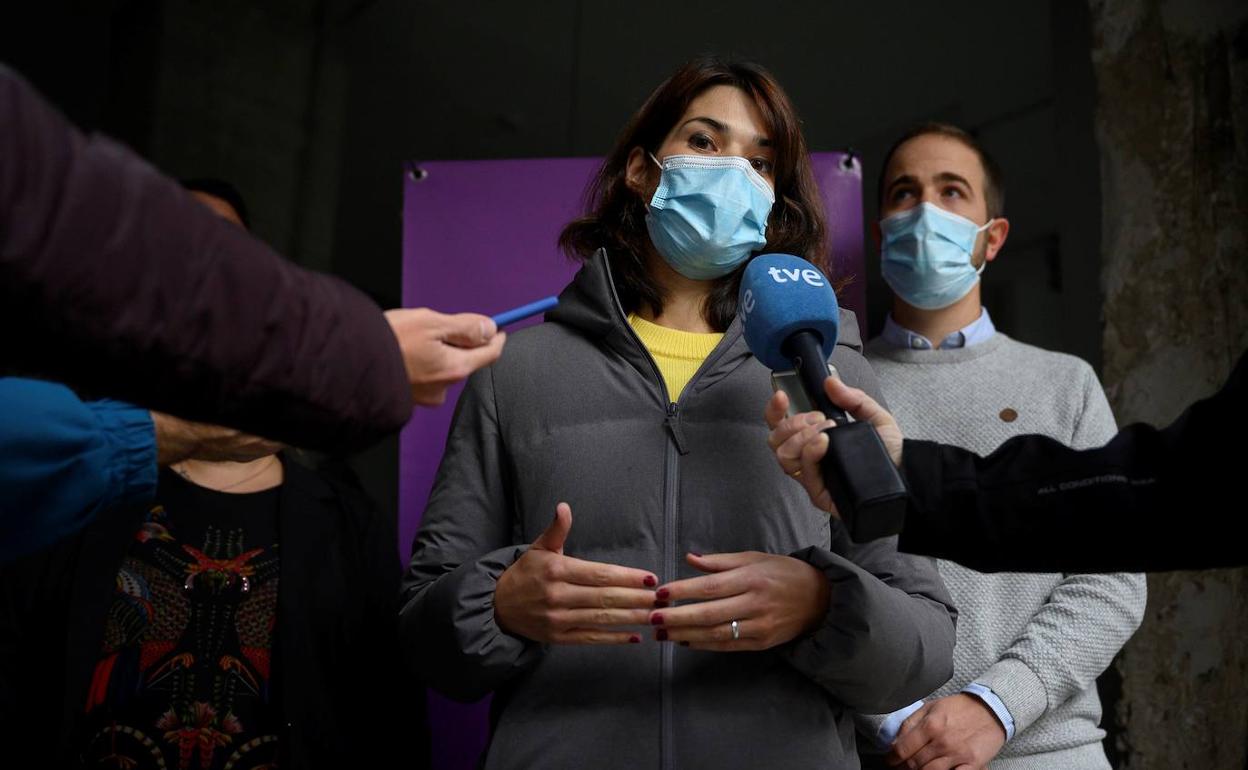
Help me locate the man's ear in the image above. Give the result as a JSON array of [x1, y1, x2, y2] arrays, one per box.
[[983, 217, 1010, 264]]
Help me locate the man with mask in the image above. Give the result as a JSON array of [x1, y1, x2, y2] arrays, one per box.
[[856, 124, 1146, 770]]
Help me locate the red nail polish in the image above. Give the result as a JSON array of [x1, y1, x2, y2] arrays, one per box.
[[656, 629, 669, 641], [643, 575, 657, 588], [656, 588, 670, 600], [629, 634, 641, 644], [689, 551, 703, 557], [650, 612, 664, 626]]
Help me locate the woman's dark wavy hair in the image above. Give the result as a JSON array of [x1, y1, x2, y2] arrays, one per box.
[[558, 56, 831, 331]]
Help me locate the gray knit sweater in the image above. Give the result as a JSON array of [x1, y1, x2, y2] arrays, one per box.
[[862, 333, 1147, 770]]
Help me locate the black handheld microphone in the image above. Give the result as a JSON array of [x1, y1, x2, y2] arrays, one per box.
[[739, 254, 907, 541]]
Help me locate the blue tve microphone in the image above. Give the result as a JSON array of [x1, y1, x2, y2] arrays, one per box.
[[740, 254, 907, 541]]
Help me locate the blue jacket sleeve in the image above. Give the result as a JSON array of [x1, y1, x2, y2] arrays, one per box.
[[0, 378, 156, 563]]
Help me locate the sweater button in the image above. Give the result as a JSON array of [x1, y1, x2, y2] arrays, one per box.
[[999, 408, 1018, 422]]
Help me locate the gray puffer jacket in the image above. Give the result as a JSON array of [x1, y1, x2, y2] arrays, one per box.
[[400, 250, 956, 770]]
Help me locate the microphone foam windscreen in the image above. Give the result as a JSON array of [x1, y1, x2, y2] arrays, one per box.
[[738, 253, 840, 371]]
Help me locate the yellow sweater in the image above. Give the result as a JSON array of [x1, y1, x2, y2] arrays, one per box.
[[627, 313, 724, 402]]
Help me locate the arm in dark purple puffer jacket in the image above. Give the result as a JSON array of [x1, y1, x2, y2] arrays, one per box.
[[0, 65, 411, 451]]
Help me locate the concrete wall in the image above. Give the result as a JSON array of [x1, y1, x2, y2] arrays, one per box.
[[1090, 0, 1248, 766]]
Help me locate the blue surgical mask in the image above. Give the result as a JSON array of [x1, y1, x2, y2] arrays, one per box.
[[880, 202, 993, 310], [645, 153, 774, 280]]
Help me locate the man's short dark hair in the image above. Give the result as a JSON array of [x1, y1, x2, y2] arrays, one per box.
[[181, 178, 251, 229], [877, 123, 1005, 219]]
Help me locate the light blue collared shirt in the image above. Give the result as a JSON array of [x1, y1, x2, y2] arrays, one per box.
[[881, 308, 996, 350], [963, 682, 1017, 740], [874, 700, 925, 748], [874, 685, 1016, 748]]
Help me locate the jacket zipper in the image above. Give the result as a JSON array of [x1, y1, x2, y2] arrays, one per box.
[[599, 252, 728, 770], [616, 320, 680, 770], [661, 400, 679, 770]]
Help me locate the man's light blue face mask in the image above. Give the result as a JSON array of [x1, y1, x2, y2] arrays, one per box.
[[880, 202, 994, 310], [644, 153, 775, 281]]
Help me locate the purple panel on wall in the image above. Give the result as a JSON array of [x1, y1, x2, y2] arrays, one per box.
[[399, 157, 596, 561], [400, 157, 594, 770], [400, 152, 863, 770], [815, 153, 868, 323]]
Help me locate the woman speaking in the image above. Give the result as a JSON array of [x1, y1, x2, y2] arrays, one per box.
[[400, 56, 956, 769]]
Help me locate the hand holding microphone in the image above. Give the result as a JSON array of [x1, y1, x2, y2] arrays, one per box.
[[740, 254, 907, 541], [765, 377, 905, 515]]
